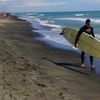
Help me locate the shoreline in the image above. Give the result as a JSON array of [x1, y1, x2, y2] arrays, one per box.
[[0, 17, 100, 99], [24, 16, 100, 75], [21, 16, 80, 52]]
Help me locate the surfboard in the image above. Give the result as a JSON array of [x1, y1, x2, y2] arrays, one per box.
[[61, 27, 100, 59]]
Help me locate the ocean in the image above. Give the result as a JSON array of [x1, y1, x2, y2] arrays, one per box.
[[12, 11, 100, 74], [13, 11, 100, 49]]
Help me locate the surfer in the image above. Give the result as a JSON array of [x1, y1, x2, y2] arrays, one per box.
[[75, 19, 96, 70]]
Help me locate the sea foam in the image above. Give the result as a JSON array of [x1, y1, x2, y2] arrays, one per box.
[[56, 17, 100, 24]]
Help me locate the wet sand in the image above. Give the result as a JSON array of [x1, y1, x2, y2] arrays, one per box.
[[0, 18, 100, 100]]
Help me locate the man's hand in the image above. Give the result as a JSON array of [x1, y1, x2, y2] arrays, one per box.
[[75, 43, 79, 48]]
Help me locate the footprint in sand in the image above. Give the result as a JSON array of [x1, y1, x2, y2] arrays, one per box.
[[58, 92, 65, 99], [35, 83, 46, 88]]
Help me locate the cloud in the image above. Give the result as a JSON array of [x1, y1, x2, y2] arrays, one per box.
[[0, 0, 68, 8], [0, 0, 100, 12], [80, 0, 100, 3], [0, 0, 68, 12]]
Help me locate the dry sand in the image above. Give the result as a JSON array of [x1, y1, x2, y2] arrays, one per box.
[[0, 18, 100, 100]]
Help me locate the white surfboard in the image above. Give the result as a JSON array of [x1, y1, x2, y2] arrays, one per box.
[[61, 27, 100, 59]]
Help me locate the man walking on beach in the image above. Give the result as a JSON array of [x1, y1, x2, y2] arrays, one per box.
[[75, 19, 96, 70]]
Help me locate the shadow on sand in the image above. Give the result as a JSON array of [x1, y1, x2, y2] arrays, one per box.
[[42, 57, 91, 76]]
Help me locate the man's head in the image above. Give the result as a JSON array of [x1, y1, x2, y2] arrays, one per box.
[[85, 19, 91, 27]]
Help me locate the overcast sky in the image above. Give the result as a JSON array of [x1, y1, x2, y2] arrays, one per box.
[[0, 0, 100, 12]]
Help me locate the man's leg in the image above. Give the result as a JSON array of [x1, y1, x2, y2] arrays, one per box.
[[90, 56, 96, 69], [90, 56, 93, 65], [81, 51, 85, 67]]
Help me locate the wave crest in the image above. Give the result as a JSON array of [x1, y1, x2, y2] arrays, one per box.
[[56, 17, 100, 24]]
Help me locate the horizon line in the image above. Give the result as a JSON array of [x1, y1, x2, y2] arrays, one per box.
[[1, 10, 100, 13]]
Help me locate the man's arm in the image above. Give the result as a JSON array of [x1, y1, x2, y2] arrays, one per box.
[[75, 27, 83, 46], [91, 27, 95, 37]]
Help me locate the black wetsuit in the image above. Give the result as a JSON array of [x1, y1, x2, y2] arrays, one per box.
[[75, 25, 95, 65]]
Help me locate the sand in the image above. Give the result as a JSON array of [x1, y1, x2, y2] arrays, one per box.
[[0, 18, 100, 100]]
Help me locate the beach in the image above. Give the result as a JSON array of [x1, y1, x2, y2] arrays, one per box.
[[0, 17, 100, 100]]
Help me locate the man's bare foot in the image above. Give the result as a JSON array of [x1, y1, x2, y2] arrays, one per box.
[[80, 64, 85, 68], [91, 65, 96, 71]]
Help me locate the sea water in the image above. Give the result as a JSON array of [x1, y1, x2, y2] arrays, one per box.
[[14, 11, 100, 48], [13, 11, 100, 74]]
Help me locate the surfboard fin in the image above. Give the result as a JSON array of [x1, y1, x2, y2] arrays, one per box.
[[60, 32, 63, 35]]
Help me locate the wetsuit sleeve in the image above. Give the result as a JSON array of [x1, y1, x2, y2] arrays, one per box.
[[91, 27, 95, 37], [75, 27, 83, 44]]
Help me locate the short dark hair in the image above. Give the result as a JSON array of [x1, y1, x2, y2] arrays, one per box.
[[86, 19, 91, 23]]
